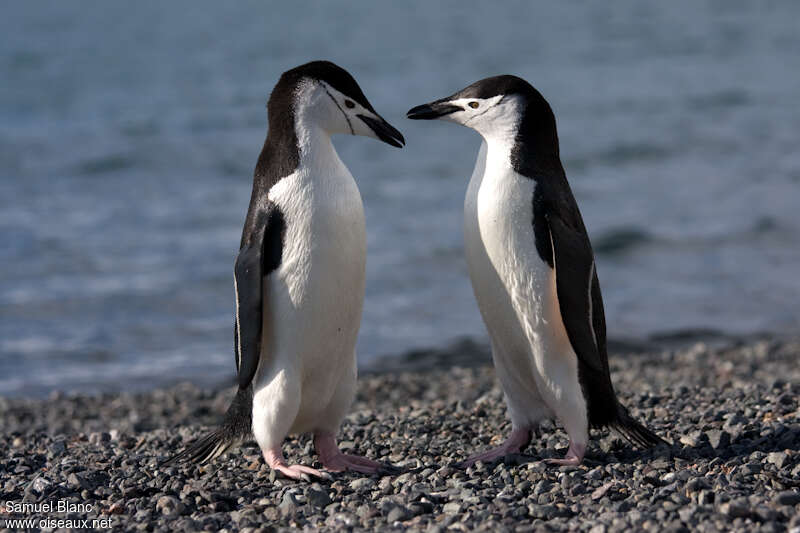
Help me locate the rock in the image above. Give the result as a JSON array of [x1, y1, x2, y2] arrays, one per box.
[[591, 482, 614, 501], [767, 451, 789, 469], [155, 495, 183, 518], [685, 478, 711, 493], [279, 492, 299, 514], [661, 472, 677, 483], [443, 502, 462, 514], [386, 506, 412, 522], [31, 477, 52, 494], [528, 504, 558, 520], [66, 473, 89, 490], [48, 440, 67, 457], [720, 499, 750, 518], [706, 430, 731, 449], [534, 480, 553, 494], [349, 477, 376, 491], [409, 501, 433, 516], [586, 467, 605, 480], [776, 491, 800, 506], [306, 486, 331, 508], [697, 490, 715, 505], [89, 432, 110, 445]]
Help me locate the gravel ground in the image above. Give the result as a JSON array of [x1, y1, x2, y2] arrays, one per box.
[[1, 337, 799, 532]]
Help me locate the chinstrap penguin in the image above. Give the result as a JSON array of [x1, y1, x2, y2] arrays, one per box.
[[165, 61, 405, 479], [407, 76, 666, 466]]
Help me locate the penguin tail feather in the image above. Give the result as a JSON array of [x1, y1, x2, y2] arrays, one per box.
[[160, 386, 253, 466], [611, 406, 669, 449], [160, 429, 240, 466]]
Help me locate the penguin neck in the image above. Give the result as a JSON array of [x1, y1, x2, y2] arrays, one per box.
[[294, 115, 342, 177], [479, 125, 521, 178], [474, 100, 563, 181], [252, 113, 343, 198]]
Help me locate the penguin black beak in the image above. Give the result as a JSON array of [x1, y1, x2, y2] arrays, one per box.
[[406, 101, 463, 120], [358, 114, 405, 148]]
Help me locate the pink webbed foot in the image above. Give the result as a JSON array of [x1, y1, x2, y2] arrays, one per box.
[[314, 432, 400, 475], [263, 447, 325, 481], [456, 427, 532, 469], [545, 440, 586, 466]]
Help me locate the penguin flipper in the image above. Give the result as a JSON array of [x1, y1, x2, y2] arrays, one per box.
[[234, 204, 285, 390], [545, 213, 608, 376], [546, 213, 622, 427], [548, 214, 666, 448]]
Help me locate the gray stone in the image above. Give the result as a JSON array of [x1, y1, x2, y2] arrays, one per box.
[[89, 432, 110, 445], [66, 473, 89, 490], [31, 477, 52, 494], [280, 491, 299, 513], [776, 491, 800, 506], [48, 440, 67, 457], [155, 495, 183, 518], [586, 467, 605, 480], [706, 430, 731, 449], [386, 506, 412, 522], [349, 477, 376, 491], [306, 486, 331, 508], [767, 451, 789, 469], [720, 499, 750, 518], [443, 502, 462, 514], [591, 482, 614, 501]]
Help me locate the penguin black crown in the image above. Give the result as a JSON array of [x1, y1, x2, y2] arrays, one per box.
[[409, 75, 667, 466], [165, 61, 404, 479]]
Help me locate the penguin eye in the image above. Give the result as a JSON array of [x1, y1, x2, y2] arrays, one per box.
[[468, 101, 479, 109], [344, 100, 355, 109]]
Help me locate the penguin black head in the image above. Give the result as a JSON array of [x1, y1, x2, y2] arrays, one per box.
[[407, 75, 558, 152], [270, 60, 405, 148]]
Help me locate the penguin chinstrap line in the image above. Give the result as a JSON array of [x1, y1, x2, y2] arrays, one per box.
[[165, 61, 405, 479], [408, 76, 666, 467]]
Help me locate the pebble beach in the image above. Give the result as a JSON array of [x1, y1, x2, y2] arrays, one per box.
[[2, 337, 799, 532]]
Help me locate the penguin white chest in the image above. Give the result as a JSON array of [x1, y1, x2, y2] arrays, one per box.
[[255, 162, 366, 436], [463, 142, 578, 427], [464, 143, 562, 347]]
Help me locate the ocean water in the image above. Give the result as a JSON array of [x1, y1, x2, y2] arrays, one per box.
[[2, 2, 799, 396]]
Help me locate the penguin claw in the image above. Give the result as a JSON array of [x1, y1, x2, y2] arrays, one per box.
[[263, 447, 325, 481], [321, 453, 398, 475], [272, 463, 325, 481], [456, 427, 533, 469], [544, 441, 586, 466], [314, 432, 399, 476]]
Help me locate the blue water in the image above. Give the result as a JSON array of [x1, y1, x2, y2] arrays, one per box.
[[2, 2, 800, 396]]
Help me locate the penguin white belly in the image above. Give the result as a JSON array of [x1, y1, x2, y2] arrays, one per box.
[[464, 143, 586, 433], [252, 164, 365, 446]]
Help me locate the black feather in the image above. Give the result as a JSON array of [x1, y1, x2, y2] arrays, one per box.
[[611, 405, 669, 449], [161, 387, 253, 466]]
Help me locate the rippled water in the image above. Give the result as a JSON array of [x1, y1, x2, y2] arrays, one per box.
[[2, 2, 799, 395]]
